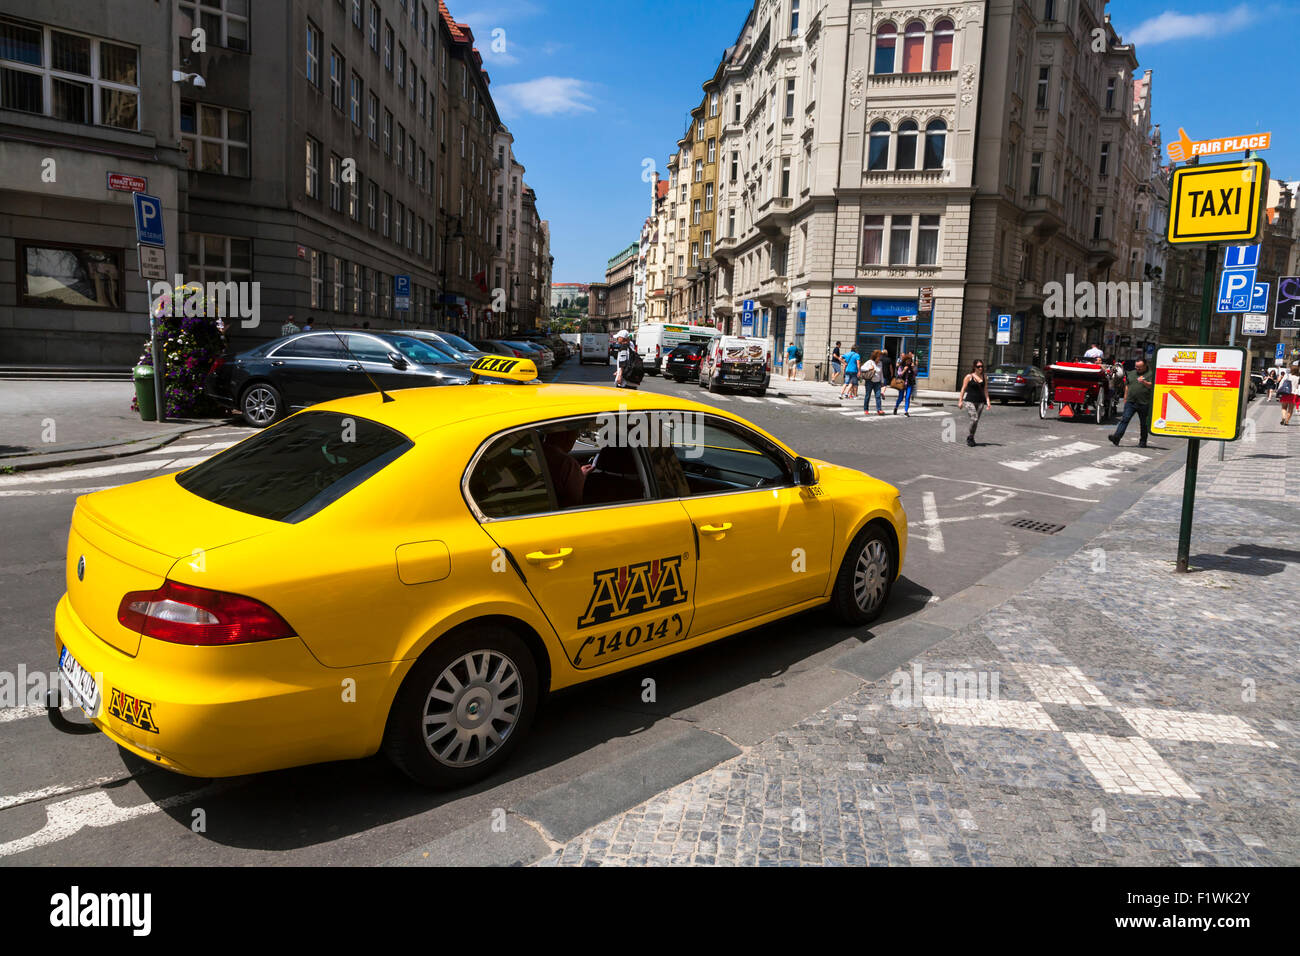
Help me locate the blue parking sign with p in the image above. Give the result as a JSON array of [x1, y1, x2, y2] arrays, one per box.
[[1217, 268, 1254, 313], [133, 192, 165, 247]]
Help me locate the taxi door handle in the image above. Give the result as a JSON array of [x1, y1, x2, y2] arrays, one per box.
[[699, 523, 732, 535], [525, 547, 572, 568]]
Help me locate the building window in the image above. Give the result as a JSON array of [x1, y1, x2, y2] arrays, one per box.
[[695, 158, 704, 180], [1093, 206, 1103, 240], [727, 208, 736, 238], [397, 43, 405, 88], [691, 243, 700, 267], [306, 21, 321, 87], [332, 255, 344, 312], [329, 49, 343, 109], [890, 215, 912, 265], [350, 72, 362, 125], [305, 136, 320, 197], [368, 2, 379, 50], [367, 182, 377, 230], [329, 153, 341, 210], [352, 262, 362, 314], [352, 0, 363, 29], [730, 151, 739, 183], [705, 183, 714, 211], [383, 22, 393, 70], [784, 78, 796, 118], [383, 109, 392, 156], [874, 22, 897, 74], [178, 2, 248, 51], [709, 92, 718, 116], [394, 202, 403, 247], [1036, 67, 1049, 109], [382, 192, 391, 237], [895, 120, 918, 169], [349, 172, 360, 220], [902, 21, 924, 73], [918, 215, 939, 265], [309, 249, 322, 308], [19, 241, 124, 309], [703, 231, 712, 258], [733, 92, 742, 123], [923, 119, 947, 169], [868, 121, 890, 170], [692, 199, 701, 225], [790, 0, 800, 36], [396, 123, 404, 168], [862, 215, 884, 264], [707, 138, 716, 163], [1029, 152, 1042, 195], [419, 75, 427, 117], [180, 102, 249, 176], [932, 19, 954, 71], [367, 92, 377, 140], [1045, 0, 1056, 21], [780, 157, 791, 197], [0, 20, 142, 129], [1099, 141, 1111, 176], [1105, 77, 1116, 111]]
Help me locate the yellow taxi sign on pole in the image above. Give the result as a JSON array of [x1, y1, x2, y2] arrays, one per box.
[[1167, 159, 1268, 244], [1150, 346, 1248, 441], [469, 354, 539, 383]]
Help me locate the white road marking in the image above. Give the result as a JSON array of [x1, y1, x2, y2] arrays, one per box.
[[1063, 732, 1200, 800], [735, 396, 762, 404], [900, 474, 1100, 504], [954, 486, 1017, 507], [1051, 451, 1153, 490], [165, 456, 208, 468], [1002, 441, 1099, 472], [1119, 707, 1277, 748], [0, 459, 170, 487], [917, 492, 944, 553], [923, 698, 1060, 732], [766, 397, 792, 405], [0, 774, 126, 812], [0, 705, 45, 723], [142, 440, 239, 456], [0, 486, 117, 497]]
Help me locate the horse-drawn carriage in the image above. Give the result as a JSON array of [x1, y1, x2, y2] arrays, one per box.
[[1039, 361, 1120, 423]]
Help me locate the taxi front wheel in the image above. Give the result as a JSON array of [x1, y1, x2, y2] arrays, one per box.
[[383, 625, 539, 788], [830, 524, 896, 625]]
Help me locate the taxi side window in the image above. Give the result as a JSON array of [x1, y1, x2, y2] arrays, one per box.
[[468, 431, 554, 518], [536, 416, 652, 510], [671, 418, 790, 495]]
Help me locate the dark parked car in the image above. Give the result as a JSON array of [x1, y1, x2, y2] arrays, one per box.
[[664, 343, 704, 382], [206, 330, 472, 427], [987, 364, 1046, 403], [405, 329, 487, 364]]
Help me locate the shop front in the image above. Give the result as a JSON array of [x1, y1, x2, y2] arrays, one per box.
[[855, 297, 933, 379]]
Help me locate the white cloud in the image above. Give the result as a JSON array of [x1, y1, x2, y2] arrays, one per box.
[[494, 76, 597, 117], [1127, 4, 1255, 45]]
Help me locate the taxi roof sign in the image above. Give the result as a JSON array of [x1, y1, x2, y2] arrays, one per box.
[[469, 354, 539, 384], [1150, 345, 1247, 441], [1168, 159, 1267, 244]]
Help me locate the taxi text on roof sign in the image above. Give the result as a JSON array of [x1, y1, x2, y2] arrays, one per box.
[[1167, 159, 1268, 245], [1150, 345, 1247, 441], [469, 354, 539, 383]]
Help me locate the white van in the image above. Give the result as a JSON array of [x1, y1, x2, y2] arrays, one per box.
[[698, 334, 774, 396], [635, 323, 715, 374], [579, 332, 609, 364]]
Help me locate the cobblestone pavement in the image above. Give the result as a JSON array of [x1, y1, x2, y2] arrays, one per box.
[[539, 404, 1299, 866]]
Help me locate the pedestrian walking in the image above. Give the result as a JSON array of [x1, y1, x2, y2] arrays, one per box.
[[881, 350, 894, 386], [892, 353, 916, 416], [840, 345, 861, 399], [1083, 343, 1104, 362], [830, 342, 842, 385], [280, 314, 300, 337], [958, 359, 990, 446], [786, 341, 799, 380], [1279, 365, 1299, 425], [613, 330, 640, 389], [1263, 366, 1279, 403], [1108, 357, 1154, 447], [863, 349, 885, 416]]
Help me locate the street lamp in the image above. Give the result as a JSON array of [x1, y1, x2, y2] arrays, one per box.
[[438, 215, 464, 333], [699, 261, 714, 327]]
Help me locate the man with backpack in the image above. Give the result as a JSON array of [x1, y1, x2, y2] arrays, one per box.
[[614, 331, 643, 389]]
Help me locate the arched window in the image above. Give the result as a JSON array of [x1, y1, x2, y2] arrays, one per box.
[[924, 118, 947, 170], [902, 21, 925, 73], [874, 23, 897, 74], [932, 19, 954, 71], [896, 120, 918, 169], [868, 121, 890, 170]]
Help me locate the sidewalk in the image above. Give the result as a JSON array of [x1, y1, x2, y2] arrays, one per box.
[[772, 373, 960, 406], [0, 380, 226, 472], [539, 398, 1299, 865]]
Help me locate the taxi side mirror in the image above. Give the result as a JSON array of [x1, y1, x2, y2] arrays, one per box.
[[794, 457, 817, 486]]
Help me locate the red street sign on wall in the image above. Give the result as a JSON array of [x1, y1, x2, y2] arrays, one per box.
[[835, 285, 857, 294], [107, 173, 147, 193]]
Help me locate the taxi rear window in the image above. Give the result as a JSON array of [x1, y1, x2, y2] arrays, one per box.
[[176, 411, 412, 522]]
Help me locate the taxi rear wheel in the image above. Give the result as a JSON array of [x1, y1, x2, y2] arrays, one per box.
[[831, 524, 896, 625], [383, 625, 539, 788]]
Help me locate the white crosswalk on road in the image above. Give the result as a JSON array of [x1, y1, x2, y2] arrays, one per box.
[[1001, 441, 1100, 472], [1051, 452, 1152, 490]]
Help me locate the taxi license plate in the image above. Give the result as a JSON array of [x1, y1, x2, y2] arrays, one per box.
[[58, 646, 100, 715]]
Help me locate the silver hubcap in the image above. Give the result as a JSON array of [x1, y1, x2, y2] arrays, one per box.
[[244, 387, 277, 425], [422, 650, 522, 767], [853, 539, 890, 614]]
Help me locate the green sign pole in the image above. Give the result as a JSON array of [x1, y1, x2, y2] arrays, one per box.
[[1175, 243, 1218, 573]]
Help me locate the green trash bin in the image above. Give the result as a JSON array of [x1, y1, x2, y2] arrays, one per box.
[[133, 364, 157, 422]]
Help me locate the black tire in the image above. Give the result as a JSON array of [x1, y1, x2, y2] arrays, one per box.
[[240, 382, 283, 428], [753, 387, 767, 397], [1039, 388, 1050, 419], [382, 624, 539, 789], [707, 374, 721, 394], [830, 523, 897, 625], [998, 397, 1008, 405]]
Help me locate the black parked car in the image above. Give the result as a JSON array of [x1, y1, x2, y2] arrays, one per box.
[[986, 364, 1046, 403], [206, 330, 472, 427], [664, 343, 704, 382]]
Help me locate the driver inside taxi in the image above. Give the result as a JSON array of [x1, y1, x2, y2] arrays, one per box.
[[541, 429, 594, 508]]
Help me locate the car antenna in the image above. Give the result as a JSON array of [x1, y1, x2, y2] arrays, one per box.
[[325, 324, 394, 403]]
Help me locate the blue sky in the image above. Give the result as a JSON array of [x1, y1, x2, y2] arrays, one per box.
[[452, 0, 1299, 283]]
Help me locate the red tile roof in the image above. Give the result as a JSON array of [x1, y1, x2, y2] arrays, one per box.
[[656, 180, 670, 199]]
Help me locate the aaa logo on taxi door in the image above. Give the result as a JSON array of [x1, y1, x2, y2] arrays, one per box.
[[577, 556, 688, 628], [108, 688, 159, 733]]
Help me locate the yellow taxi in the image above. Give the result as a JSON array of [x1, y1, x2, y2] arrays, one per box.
[[54, 356, 907, 787]]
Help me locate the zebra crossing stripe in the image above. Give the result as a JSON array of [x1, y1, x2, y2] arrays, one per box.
[[1002, 441, 1099, 472], [1051, 451, 1152, 490]]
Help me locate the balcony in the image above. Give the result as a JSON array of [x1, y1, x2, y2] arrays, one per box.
[[754, 196, 794, 236], [1088, 237, 1117, 270], [1023, 194, 1066, 238], [1014, 280, 1045, 306], [757, 274, 788, 306], [862, 168, 946, 188], [713, 234, 737, 261], [868, 69, 956, 92]]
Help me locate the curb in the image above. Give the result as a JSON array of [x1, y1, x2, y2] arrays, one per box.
[[0, 424, 222, 473]]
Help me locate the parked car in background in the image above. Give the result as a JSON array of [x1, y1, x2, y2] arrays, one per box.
[[664, 343, 704, 382], [504, 340, 554, 371], [580, 331, 609, 364], [408, 329, 488, 364], [986, 364, 1047, 404], [206, 330, 472, 427], [477, 340, 553, 372], [698, 335, 773, 396]]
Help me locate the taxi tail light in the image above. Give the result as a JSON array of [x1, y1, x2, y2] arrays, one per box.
[[118, 580, 296, 646]]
